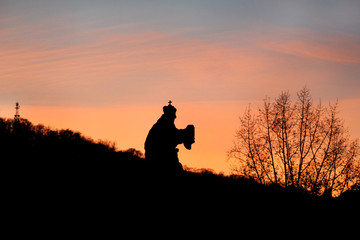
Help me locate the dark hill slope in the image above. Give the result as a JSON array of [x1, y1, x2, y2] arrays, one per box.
[[1, 117, 358, 205]]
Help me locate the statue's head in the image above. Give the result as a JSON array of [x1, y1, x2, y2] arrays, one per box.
[[163, 101, 177, 119]]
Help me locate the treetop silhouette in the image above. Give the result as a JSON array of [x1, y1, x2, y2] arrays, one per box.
[[229, 87, 360, 197]]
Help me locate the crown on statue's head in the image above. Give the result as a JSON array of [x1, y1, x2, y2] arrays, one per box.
[[163, 100, 177, 115]]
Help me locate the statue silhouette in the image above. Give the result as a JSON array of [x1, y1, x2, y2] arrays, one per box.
[[145, 101, 194, 174]]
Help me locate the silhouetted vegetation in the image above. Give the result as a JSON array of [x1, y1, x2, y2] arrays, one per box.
[[1, 116, 358, 202], [0, 117, 116, 156], [229, 87, 360, 197]]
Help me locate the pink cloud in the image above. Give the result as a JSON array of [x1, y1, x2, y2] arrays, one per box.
[[259, 28, 360, 63], [0, 28, 273, 104], [1, 22, 359, 107]]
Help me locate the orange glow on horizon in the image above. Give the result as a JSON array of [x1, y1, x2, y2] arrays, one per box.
[[18, 102, 245, 173], [1, 98, 359, 174]]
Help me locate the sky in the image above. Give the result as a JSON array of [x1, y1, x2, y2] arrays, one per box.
[[1, 0, 360, 173]]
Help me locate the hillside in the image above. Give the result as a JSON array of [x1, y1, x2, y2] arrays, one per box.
[[2, 117, 359, 204]]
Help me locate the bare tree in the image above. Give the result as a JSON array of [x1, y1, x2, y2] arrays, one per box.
[[229, 87, 360, 196]]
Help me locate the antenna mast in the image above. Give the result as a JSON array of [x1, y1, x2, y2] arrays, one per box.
[[14, 102, 20, 119]]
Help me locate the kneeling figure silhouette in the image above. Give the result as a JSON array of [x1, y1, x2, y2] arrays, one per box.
[[145, 101, 195, 174]]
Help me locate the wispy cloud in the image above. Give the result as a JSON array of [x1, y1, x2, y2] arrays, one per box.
[[259, 28, 360, 63], [0, 23, 275, 105], [2, 24, 360, 106], [1, 3, 360, 107]]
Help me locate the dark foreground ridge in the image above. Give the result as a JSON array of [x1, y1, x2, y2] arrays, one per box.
[[1, 117, 359, 206]]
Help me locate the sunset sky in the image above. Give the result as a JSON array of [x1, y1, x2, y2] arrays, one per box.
[[1, 0, 359, 173]]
